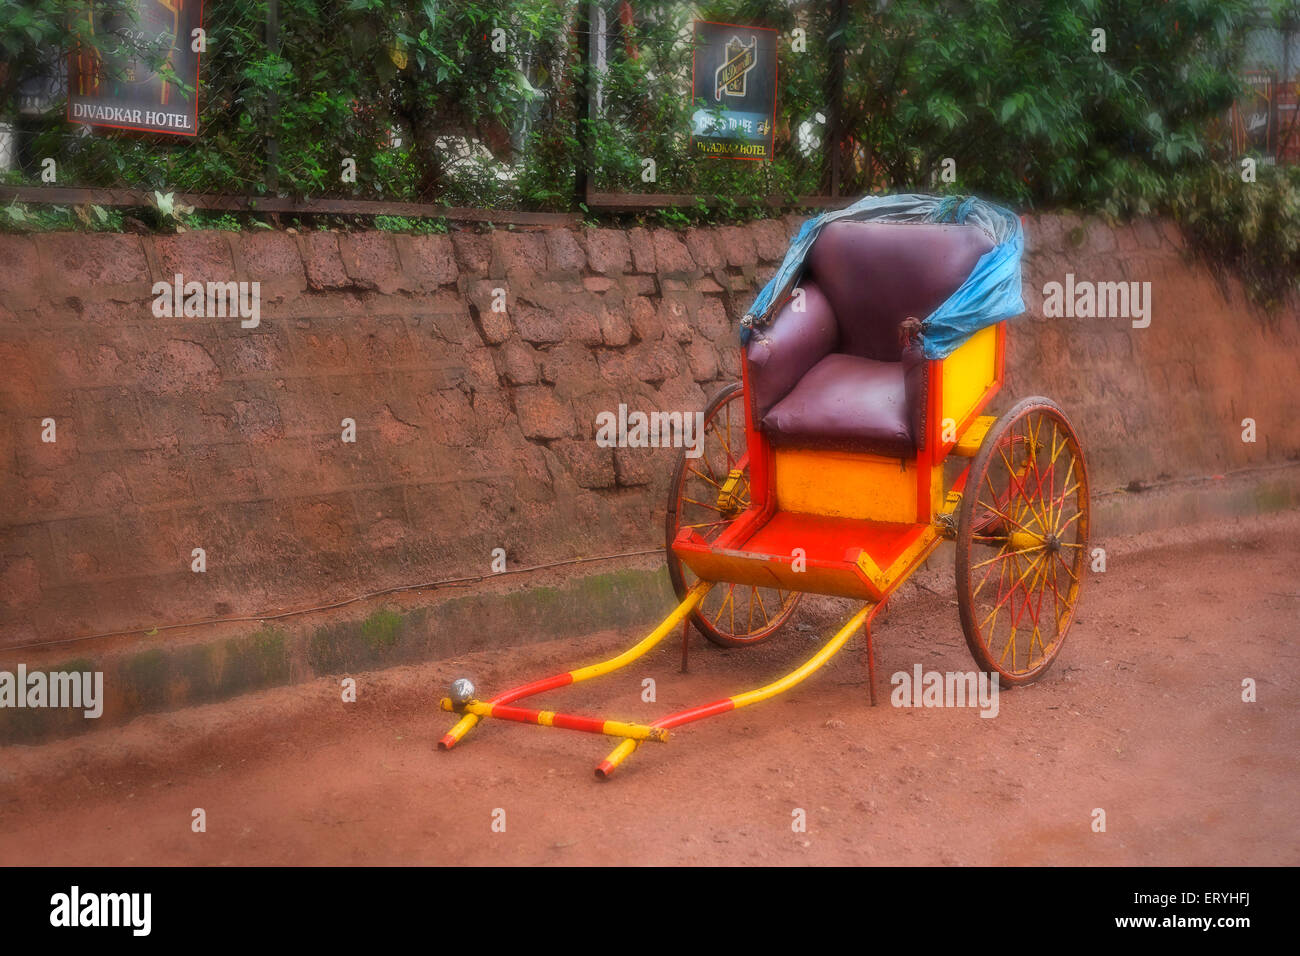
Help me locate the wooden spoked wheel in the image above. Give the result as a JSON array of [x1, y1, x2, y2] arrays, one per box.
[[956, 397, 1089, 684], [665, 382, 801, 647]]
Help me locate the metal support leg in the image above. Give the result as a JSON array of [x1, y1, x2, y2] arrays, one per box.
[[865, 621, 878, 707]]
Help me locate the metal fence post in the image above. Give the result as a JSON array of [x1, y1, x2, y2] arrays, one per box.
[[573, 2, 592, 211], [826, 0, 847, 197], [266, 0, 280, 194]]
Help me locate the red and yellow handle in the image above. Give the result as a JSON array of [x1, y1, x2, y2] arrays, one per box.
[[595, 602, 880, 778], [440, 698, 668, 742], [437, 582, 711, 750]]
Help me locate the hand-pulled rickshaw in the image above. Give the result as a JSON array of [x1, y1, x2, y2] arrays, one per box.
[[439, 193, 1089, 779]]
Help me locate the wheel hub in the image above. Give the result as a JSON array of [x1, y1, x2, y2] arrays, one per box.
[[715, 468, 746, 519]]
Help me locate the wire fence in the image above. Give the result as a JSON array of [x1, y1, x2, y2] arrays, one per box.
[[0, 0, 842, 220], [0, 0, 1295, 224]]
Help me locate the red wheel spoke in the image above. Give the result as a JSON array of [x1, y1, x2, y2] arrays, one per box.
[[983, 552, 1043, 632], [667, 385, 800, 647], [960, 401, 1087, 682]]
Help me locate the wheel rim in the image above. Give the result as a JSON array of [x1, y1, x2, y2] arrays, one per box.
[[960, 403, 1089, 681], [666, 385, 800, 646]]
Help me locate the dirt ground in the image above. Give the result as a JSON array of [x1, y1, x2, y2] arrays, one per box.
[[1, 515, 1297, 866]]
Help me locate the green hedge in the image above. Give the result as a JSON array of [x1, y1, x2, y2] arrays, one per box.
[[1, 0, 1295, 303]]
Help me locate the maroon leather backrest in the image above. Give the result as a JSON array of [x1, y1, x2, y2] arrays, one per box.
[[806, 221, 994, 362], [746, 279, 838, 418]]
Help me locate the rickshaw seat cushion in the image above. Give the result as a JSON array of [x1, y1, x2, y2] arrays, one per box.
[[761, 352, 914, 456], [747, 279, 839, 418], [806, 221, 995, 363]]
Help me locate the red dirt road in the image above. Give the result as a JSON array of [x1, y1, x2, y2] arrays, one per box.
[[2, 516, 1297, 866]]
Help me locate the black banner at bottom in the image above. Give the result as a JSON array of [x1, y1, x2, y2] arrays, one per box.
[[0, 865, 1277, 943]]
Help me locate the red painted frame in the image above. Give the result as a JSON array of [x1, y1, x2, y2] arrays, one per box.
[[718, 321, 1004, 534], [669, 320, 1005, 602]]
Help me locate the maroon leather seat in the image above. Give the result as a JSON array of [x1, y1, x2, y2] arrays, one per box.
[[746, 220, 993, 457], [763, 353, 912, 455]]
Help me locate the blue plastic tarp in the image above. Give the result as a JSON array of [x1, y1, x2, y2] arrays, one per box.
[[740, 193, 1026, 359]]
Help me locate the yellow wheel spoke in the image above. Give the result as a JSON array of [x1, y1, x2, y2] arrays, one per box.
[[977, 496, 1041, 536], [1011, 420, 1046, 529], [1043, 426, 1063, 530], [689, 467, 725, 491], [1056, 509, 1084, 533], [717, 582, 738, 629], [1000, 624, 1018, 666], [724, 402, 733, 465], [1027, 558, 1051, 665], [964, 408, 1087, 678], [997, 445, 1047, 532], [1028, 417, 1057, 532], [1047, 561, 1067, 639], [981, 552, 1043, 631], [984, 552, 1011, 637], [1048, 424, 1067, 466], [1055, 553, 1080, 582], [971, 545, 1042, 571], [698, 439, 720, 483], [1051, 456, 1077, 532], [1020, 419, 1053, 532], [682, 496, 723, 511], [974, 537, 1009, 600], [1007, 555, 1047, 670], [714, 421, 738, 469]]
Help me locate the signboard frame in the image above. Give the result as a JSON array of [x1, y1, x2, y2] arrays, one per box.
[[689, 19, 779, 162], [1232, 69, 1276, 158], [66, 0, 206, 137]]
